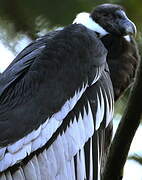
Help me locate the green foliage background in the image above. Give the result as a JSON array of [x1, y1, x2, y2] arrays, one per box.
[[0, 0, 141, 41]]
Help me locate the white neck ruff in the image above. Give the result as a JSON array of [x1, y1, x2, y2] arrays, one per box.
[[73, 12, 109, 37]]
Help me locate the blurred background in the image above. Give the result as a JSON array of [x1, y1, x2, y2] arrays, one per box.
[[0, 0, 142, 179]]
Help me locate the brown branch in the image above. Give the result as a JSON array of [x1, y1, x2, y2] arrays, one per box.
[[102, 54, 142, 180]]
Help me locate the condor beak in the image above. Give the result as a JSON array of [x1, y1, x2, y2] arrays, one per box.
[[121, 19, 137, 36], [117, 10, 137, 36]]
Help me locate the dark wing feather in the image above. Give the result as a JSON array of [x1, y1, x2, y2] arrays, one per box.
[[0, 46, 45, 97]]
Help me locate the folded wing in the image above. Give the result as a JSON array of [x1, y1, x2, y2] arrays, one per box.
[[0, 24, 111, 176]]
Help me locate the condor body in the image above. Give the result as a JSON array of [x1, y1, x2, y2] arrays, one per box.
[[0, 4, 139, 180]]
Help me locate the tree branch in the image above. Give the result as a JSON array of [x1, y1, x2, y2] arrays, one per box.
[[102, 54, 142, 180]]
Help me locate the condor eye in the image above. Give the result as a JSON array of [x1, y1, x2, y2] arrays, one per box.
[[117, 14, 123, 19]]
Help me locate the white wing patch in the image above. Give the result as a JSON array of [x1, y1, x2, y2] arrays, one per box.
[[87, 102, 95, 137], [0, 71, 114, 174], [0, 84, 88, 172], [106, 87, 114, 127], [95, 88, 105, 130], [76, 148, 86, 180], [95, 76, 114, 130], [104, 87, 114, 128], [0, 87, 114, 178], [91, 66, 104, 86]]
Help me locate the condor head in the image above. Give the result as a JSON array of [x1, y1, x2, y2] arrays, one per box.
[[90, 4, 136, 36]]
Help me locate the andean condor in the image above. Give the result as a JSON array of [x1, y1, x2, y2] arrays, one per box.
[[0, 3, 139, 180]]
